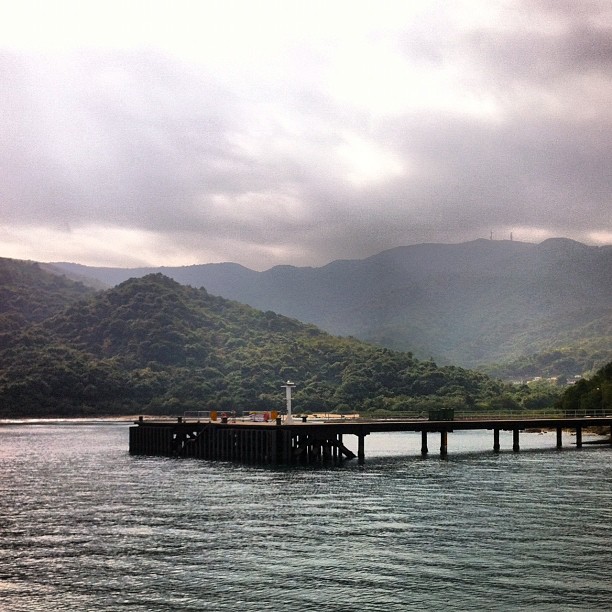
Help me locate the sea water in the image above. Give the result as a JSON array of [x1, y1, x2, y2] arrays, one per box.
[[0, 422, 610, 611]]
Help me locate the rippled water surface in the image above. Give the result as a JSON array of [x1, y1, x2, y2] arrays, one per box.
[[1, 423, 611, 611]]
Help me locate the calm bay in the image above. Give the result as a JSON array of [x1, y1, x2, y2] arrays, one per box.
[[1, 422, 610, 611]]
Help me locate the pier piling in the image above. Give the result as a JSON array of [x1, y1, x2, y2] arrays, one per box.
[[440, 430, 448, 457], [513, 429, 520, 452], [493, 429, 500, 452], [575, 426, 582, 448], [421, 431, 428, 456], [358, 434, 365, 465]]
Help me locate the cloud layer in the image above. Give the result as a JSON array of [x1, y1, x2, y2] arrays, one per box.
[[1, 0, 611, 269]]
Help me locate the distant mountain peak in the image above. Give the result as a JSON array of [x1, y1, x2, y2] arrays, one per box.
[[537, 237, 591, 250]]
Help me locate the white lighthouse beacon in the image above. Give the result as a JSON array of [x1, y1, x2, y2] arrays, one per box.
[[281, 380, 296, 423]]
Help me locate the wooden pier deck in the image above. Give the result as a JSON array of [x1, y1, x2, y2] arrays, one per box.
[[130, 415, 612, 465]]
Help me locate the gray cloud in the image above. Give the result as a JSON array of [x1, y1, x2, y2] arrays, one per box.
[[0, 1, 611, 269]]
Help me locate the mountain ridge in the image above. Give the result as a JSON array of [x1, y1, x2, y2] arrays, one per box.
[[47, 238, 612, 373]]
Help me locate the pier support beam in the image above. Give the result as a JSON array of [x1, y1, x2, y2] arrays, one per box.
[[556, 427, 563, 449], [357, 434, 365, 465], [575, 426, 582, 448], [493, 429, 500, 452], [421, 431, 428, 456], [440, 430, 448, 458], [512, 429, 520, 452]]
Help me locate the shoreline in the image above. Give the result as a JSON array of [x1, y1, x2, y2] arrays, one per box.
[[0, 416, 143, 424]]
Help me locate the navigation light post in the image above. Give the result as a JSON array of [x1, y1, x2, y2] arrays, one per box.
[[281, 380, 296, 423]]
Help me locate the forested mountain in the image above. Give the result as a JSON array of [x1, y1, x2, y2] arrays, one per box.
[[0, 257, 97, 333], [0, 265, 523, 417], [51, 238, 612, 374]]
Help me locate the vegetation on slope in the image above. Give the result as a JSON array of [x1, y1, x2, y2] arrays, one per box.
[[50, 239, 612, 375], [0, 257, 96, 333], [0, 271, 537, 418], [557, 361, 612, 415]]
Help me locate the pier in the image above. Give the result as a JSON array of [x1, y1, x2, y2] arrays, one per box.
[[130, 415, 612, 465]]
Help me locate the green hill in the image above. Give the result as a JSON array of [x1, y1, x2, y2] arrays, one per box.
[[0, 270, 512, 417], [557, 361, 612, 415], [0, 257, 97, 333]]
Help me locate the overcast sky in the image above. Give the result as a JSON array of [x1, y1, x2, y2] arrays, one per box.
[[1, 0, 611, 270]]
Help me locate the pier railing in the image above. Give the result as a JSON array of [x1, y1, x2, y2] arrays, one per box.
[[456, 408, 612, 420], [183, 410, 278, 422], [178, 407, 612, 423], [315, 407, 612, 422]]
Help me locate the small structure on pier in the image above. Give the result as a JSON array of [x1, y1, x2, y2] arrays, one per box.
[[281, 380, 296, 423]]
